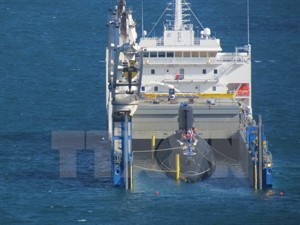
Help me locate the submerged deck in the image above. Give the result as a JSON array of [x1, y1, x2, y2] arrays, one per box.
[[133, 152, 249, 188], [133, 97, 241, 140]]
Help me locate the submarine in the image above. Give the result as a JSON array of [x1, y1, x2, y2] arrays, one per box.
[[155, 103, 216, 183]]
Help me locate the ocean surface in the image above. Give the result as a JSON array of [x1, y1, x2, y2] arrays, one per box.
[[1, 0, 300, 224]]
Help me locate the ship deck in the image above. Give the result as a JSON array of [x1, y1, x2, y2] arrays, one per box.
[[133, 96, 242, 140], [138, 95, 239, 107]]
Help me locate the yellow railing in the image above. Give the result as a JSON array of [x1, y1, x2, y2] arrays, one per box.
[[199, 93, 235, 99], [142, 93, 235, 100]]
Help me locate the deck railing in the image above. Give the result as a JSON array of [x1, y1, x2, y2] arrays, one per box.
[[143, 54, 247, 65], [142, 37, 219, 46]]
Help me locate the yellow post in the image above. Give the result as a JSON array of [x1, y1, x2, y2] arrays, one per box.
[[175, 154, 180, 180], [254, 162, 257, 190], [151, 135, 156, 161], [130, 163, 133, 190]]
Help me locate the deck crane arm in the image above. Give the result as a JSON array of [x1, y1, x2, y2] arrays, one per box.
[[106, 0, 143, 189]]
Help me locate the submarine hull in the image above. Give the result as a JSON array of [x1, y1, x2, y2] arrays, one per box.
[[155, 131, 216, 182]]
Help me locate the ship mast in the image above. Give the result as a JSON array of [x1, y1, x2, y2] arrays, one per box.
[[174, 0, 183, 30]]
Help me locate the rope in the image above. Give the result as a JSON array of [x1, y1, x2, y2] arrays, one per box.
[[181, 167, 211, 177], [133, 165, 176, 173], [183, 0, 205, 30], [195, 133, 238, 163], [210, 144, 239, 163], [147, 5, 170, 37], [155, 146, 215, 177], [133, 134, 235, 163], [133, 164, 211, 176], [193, 141, 216, 165], [133, 146, 180, 153], [173, 133, 217, 165], [158, 154, 177, 172]]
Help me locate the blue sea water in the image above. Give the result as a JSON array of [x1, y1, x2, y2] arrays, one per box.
[[1, 0, 300, 224]]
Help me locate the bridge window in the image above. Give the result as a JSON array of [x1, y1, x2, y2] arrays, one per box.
[[202, 69, 207, 74], [192, 52, 199, 57], [158, 52, 165, 57], [175, 52, 182, 57], [143, 52, 149, 58], [141, 86, 145, 91], [212, 86, 216, 91], [200, 52, 207, 57], [183, 52, 190, 57], [150, 52, 157, 57], [154, 86, 158, 92], [214, 69, 218, 74], [167, 52, 174, 57], [151, 69, 155, 74]]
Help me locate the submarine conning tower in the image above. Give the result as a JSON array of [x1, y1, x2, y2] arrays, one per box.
[[178, 103, 194, 131]]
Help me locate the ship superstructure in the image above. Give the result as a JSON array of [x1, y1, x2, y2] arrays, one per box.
[[106, 0, 272, 190], [132, 0, 253, 142], [141, 0, 251, 98]]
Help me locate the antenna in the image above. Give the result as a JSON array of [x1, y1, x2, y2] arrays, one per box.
[[247, 0, 250, 45], [142, 0, 144, 38], [175, 0, 183, 30]]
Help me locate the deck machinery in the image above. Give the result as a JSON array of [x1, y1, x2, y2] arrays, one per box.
[[106, 0, 143, 189]]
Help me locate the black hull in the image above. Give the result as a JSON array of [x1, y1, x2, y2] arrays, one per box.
[[155, 132, 216, 182]]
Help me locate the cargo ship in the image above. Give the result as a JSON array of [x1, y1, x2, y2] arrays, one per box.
[[106, 0, 272, 190]]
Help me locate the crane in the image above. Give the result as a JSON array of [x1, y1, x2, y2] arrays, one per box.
[[106, 0, 143, 189]]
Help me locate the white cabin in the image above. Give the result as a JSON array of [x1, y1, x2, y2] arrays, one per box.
[[139, 0, 251, 107]]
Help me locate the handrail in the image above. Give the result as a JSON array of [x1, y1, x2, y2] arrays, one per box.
[[143, 55, 246, 65]]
